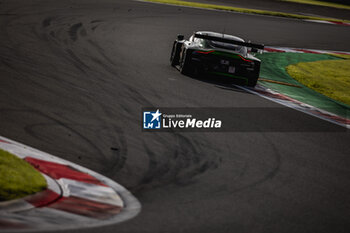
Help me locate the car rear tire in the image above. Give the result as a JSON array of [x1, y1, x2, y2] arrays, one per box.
[[170, 43, 177, 67], [247, 78, 258, 87], [180, 49, 192, 75]]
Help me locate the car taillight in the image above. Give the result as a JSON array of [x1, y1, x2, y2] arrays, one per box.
[[194, 50, 215, 54], [238, 55, 253, 63]]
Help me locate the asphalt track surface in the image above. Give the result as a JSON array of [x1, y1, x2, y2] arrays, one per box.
[[1, 0, 350, 232]]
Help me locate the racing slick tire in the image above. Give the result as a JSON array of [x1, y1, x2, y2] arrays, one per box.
[[179, 49, 192, 75], [170, 43, 178, 67], [247, 78, 258, 87]]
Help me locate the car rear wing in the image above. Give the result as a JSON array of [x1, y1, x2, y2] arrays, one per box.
[[194, 33, 264, 50]]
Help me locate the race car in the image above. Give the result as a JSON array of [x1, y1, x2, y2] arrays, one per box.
[[170, 31, 264, 87]]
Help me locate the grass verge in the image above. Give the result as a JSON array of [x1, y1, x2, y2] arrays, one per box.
[[328, 54, 350, 59], [255, 52, 350, 118], [286, 58, 350, 106], [141, 0, 350, 23], [0, 149, 47, 201], [281, 0, 350, 10]]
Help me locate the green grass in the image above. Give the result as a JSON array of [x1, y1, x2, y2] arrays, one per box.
[[328, 53, 350, 59], [281, 0, 350, 10], [0, 149, 47, 201], [141, 0, 350, 23], [255, 52, 350, 118], [286, 59, 350, 106]]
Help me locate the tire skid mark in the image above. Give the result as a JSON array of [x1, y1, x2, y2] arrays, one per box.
[[8, 109, 106, 160], [68, 22, 82, 41], [42, 16, 54, 28], [87, 39, 116, 65], [6, 10, 137, 177], [1, 106, 130, 179], [65, 48, 90, 73], [137, 132, 221, 191]]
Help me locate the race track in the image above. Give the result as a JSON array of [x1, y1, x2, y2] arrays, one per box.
[[0, 0, 350, 232]]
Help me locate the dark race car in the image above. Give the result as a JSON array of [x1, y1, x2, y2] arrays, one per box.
[[170, 31, 264, 87]]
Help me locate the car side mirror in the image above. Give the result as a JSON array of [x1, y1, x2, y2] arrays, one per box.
[[177, 34, 184, 40], [251, 48, 258, 53]]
